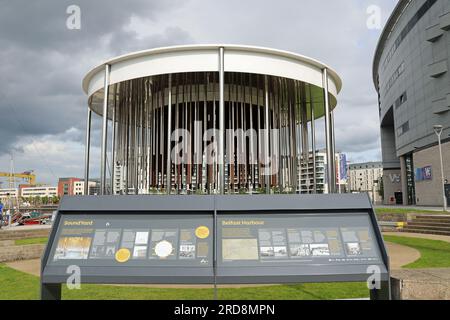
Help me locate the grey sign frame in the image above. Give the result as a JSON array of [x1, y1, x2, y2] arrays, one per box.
[[41, 194, 390, 300]]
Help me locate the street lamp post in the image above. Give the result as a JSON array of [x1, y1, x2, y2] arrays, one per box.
[[433, 125, 447, 212]]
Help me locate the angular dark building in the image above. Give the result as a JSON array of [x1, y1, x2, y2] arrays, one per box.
[[373, 0, 450, 206]]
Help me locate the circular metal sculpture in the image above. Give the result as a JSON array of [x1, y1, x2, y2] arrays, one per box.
[[82, 45, 342, 195]]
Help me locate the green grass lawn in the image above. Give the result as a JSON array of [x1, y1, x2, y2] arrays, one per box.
[[5, 232, 448, 299], [0, 263, 368, 300], [383, 235, 450, 268], [14, 237, 48, 246], [375, 208, 446, 215]]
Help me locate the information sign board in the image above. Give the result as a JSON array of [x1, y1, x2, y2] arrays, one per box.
[[41, 194, 390, 300]]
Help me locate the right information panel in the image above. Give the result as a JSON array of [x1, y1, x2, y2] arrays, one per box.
[[217, 213, 382, 267]]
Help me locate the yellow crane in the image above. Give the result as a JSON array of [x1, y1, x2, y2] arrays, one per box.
[[0, 171, 36, 186]]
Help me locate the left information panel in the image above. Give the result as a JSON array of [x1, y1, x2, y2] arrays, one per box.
[[47, 213, 214, 268]]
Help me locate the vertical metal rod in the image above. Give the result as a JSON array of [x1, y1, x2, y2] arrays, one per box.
[[166, 74, 172, 194], [125, 82, 130, 194], [84, 108, 92, 195], [134, 82, 139, 194], [277, 79, 282, 192], [257, 77, 262, 189], [322, 68, 334, 194], [219, 47, 225, 194], [100, 64, 110, 195], [309, 84, 317, 194], [331, 110, 337, 193], [290, 81, 298, 193], [301, 83, 309, 193], [155, 82, 160, 190], [184, 75, 188, 192], [203, 73, 208, 191], [175, 75, 179, 193], [249, 75, 254, 194], [160, 82, 165, 192], [151, 80, 155, 189], [264, 76, 270, 193], [111, 85, 117, 194]]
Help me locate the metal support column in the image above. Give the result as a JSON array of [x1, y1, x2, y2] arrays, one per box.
[[300, 83, 309, 193], [331, 110, 337, 192], [219, 47, 225, 194], [111, 87, 117, 195], [264, 76, 270, 193], [310, 86, 317, 194], [166, 74, 172, 194], [84, 108, 92, 195], [100, 64, 111, 195], [322, 68, 335, 194]]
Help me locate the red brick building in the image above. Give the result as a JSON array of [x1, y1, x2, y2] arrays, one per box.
[[57, 177, 80, 197]]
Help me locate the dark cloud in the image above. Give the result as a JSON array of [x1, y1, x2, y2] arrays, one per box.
[[0, 0, 397, 184], [0, 0, 194, 157]]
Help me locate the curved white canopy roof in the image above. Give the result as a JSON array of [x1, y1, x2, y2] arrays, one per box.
[[83, 44, 342, 99]]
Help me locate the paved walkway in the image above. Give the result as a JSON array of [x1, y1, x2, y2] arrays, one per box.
[[6, 259, 41, 277], [383, 232, 450, 243], [385, 242, 420, 269]]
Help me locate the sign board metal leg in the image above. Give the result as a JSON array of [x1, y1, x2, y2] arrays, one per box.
[[41, 283, 62, 300], [369, 280, 390, 300]]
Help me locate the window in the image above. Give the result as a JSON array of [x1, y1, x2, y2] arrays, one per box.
[[382, 0, 438, 70], [397, 121, 409, 136], [395, 91, 407, 108], [384, 62, 405, 96]]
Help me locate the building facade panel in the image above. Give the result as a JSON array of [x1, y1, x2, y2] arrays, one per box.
[[413, 140, 450, 206]]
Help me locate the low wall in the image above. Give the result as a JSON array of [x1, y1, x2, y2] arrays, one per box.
[[0, 228, 50, 241], [0, 227, 50, 263], [0, 243, 45, 263], [391, 269, 450, 300]]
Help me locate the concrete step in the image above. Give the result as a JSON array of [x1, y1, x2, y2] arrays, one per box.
[[415, 215, 450, 223], [404, 224, 450, 231], [400, 228, 450, 236], [408, 221, 450, 228]]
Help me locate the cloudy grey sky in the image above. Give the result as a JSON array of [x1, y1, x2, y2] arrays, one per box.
[[0, 0, 397, 185]]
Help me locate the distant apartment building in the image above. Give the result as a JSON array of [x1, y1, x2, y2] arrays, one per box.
[[298, 150, 348, 194], [113, 164, 125, 194], [0, 186, 57, 202], [348, 162, 383, 203], [0, 188, 19, 203], [73, 180, 100, 196], [57, 177, 81, 197], [21, 186, 57, 198]]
